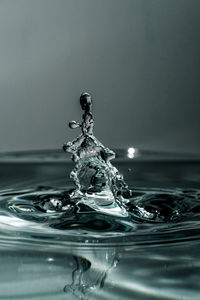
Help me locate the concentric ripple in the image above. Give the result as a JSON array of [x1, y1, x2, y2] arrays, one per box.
[[0, 186, 199, 246], [0, 153, 200, 300]]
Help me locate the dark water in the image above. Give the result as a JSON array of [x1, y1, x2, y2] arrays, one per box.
[[0, 150, 200, 299]]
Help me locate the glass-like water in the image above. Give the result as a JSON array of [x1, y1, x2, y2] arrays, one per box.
[[0, 150, 200, 300]]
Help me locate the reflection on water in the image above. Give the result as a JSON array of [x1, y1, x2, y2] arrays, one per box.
[[0, 151, 200, 299], [64, 249, 118, 300]]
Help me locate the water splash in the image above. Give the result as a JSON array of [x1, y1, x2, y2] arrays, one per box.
[[1, 93, 200, 299], [63, 92, 131, 217]]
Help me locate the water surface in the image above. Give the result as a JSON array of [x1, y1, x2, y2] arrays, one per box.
[[0, 150, 200, 299]]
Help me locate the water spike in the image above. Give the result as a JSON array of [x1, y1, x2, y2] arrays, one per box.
[[63, 92, 130, 215]]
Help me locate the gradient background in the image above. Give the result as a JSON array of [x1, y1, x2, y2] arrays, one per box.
[[0, 0, 199, 154]]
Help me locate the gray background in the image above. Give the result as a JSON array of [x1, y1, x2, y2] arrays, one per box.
[[0, 0, 199, 154]]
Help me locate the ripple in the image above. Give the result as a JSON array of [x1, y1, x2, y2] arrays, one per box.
[[0, 186, 198, 248]]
